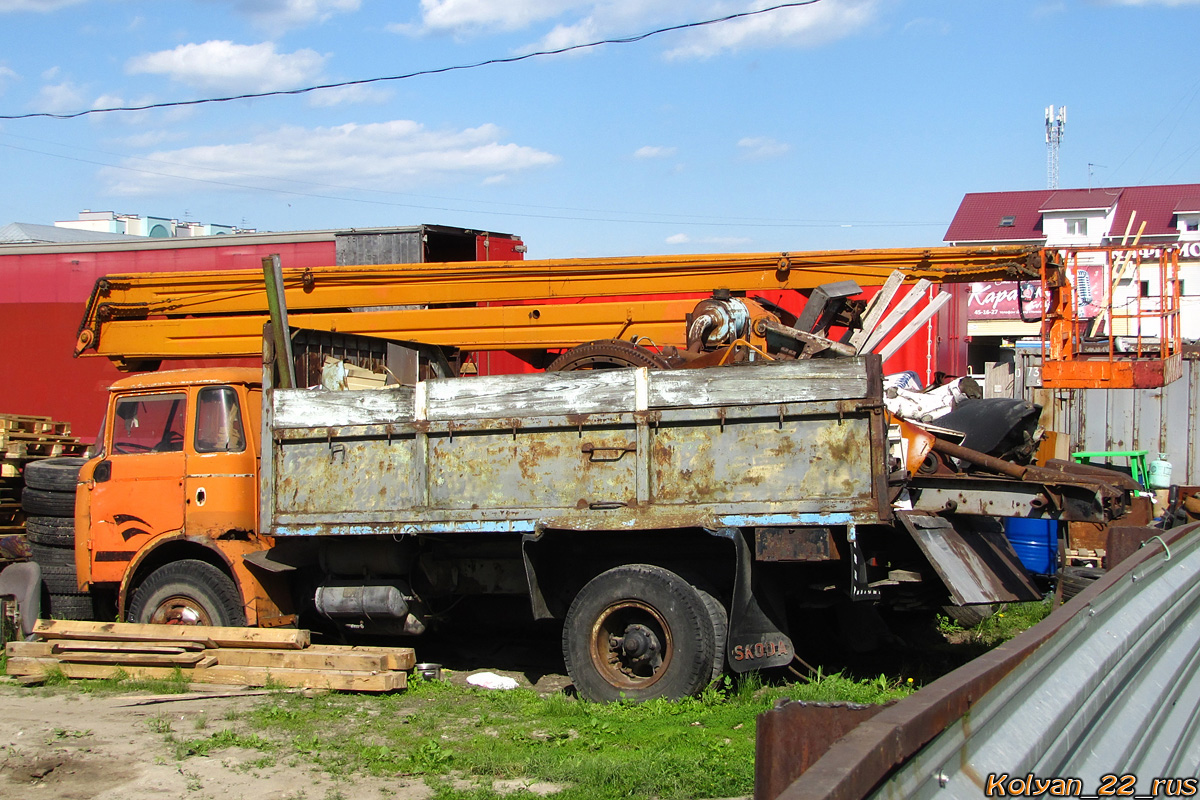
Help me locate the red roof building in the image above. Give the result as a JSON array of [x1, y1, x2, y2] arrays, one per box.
[[943, 184, 1200, 355]]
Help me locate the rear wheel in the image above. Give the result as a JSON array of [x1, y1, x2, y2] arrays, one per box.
[[562, 564, 715, 702], [127, 560, 246, 627]]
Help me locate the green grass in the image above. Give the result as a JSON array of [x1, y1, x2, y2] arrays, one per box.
[[937, 598, 1054, 648], [226, 669, 915, 800]]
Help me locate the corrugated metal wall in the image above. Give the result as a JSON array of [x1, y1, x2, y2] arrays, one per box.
[[1015, 353, 1200, 485]]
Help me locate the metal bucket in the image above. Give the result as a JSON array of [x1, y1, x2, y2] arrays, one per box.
[[415, 662, 443, 681]]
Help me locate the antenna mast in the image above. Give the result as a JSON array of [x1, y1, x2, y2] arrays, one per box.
[[1045, 105, 1066, 189]]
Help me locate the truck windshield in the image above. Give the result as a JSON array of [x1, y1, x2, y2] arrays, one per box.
[[112, 393, 186, 454], [194, 386, 246, 453]]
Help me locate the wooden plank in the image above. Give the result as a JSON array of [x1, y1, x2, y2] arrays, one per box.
[[57, 651, 206, 666], [857, 279, 932, 355], [304, 644, 417, 671], [849, 270, 905, 350], [33, 620, 310, 650], [876, 291, 953, 361], [7, 641, 52, 658], [52, 641, 201, 654], [6, 657, 406, 692], [214, 646, 415, 672]]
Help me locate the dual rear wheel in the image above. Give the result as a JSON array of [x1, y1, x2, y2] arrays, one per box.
[[562, 564, 727, 702]]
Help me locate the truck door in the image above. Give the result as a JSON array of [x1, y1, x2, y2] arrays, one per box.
[[85, 392, 187, 583], [184, 385, 257, 537]]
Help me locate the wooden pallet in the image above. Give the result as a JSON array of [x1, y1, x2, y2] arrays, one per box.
[[5, 620, 415, 692], [0, 430, 88, 460], [0, 414, 71, 436]]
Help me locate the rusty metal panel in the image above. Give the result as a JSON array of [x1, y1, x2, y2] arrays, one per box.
[[899, 512, 1040, 604], [425, 425, 637, 512], [273, 430, 425, 518], [755, 527, 840, 561], [755, 702, 891, 800], [650, 412, 876, 507], [266, 358, 886, 536]]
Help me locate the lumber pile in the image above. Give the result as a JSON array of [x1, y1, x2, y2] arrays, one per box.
[[0, 413, 87, 476], [5, 620, 416, 692]]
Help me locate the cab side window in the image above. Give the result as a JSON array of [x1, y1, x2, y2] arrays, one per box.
[[112, 393, 186, 454], [194, 387, 246, 454]]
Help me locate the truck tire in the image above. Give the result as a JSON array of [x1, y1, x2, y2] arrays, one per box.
[[25, 515, 75, 547], [45, 593, 95, 621], [21, 487, 75, 517], [1060, 566, 1104, 602], [36, 563, 80, 594], [696, 589, 728, 684], [23, 458, 86, 492], [127, 560, 247, 627], [562, 564, 715, 702]]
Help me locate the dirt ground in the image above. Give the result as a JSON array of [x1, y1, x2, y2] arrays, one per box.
[[0, 663, 574, 800], [0, 621, 577, 800]]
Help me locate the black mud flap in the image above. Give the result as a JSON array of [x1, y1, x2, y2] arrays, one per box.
[[723, 529, 795, 673], [897, 511, 1041, 606]]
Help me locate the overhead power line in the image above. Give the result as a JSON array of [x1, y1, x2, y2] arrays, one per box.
[[0, 1, 824, 121]]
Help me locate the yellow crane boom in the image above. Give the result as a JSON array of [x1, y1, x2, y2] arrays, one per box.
[[75, 246, 1042, 367]]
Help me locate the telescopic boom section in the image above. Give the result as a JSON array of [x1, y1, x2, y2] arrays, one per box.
[[75, 246, 1042, 365]]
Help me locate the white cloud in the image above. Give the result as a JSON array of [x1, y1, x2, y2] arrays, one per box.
[[634, 145, 677, 159], [414, 0, 592, 33], [34, 81, 86, 113], [665, 0, 878, 59], [737, 136, 790, 159], [201, 0, 360, 31], [399, 1, 877, 59], [307, 83, 391, 108], [127, 41, 326, 93], [102, 120, 560, 196], [666, 233, 691, 244], [0, 0, 85, 11]]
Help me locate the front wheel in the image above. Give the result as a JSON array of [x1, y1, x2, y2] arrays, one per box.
[[127, 560, 246, 627], [562, 564, 716, 702]]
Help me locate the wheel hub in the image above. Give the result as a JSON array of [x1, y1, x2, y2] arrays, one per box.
[[149, 595, 212, 626], [590, 600, 674, 690]]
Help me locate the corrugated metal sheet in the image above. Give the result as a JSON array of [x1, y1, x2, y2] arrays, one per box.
[[866, 524, 1200, 799], [761, 523, 1200, 800], [1018, 353, 1200, 485]]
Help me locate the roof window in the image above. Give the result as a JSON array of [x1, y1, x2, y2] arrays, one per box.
[[999, 215, 1016, 227]]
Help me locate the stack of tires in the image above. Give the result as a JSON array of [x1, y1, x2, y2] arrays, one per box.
[[22, 457, 92, 620]]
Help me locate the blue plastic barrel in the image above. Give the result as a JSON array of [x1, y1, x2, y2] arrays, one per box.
[[1003, 517, 1058, 575]]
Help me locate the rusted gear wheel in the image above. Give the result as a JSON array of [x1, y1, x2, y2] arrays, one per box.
[[546, 339, 670, 371]]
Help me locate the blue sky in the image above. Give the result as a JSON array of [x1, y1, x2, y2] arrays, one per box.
[[1, 0, 1197, 258]]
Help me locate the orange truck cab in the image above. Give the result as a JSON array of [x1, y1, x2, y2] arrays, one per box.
[[74, 368, 291, 627]]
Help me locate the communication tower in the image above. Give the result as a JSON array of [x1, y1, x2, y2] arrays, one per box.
[[1045, 105, 1066, 189]]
